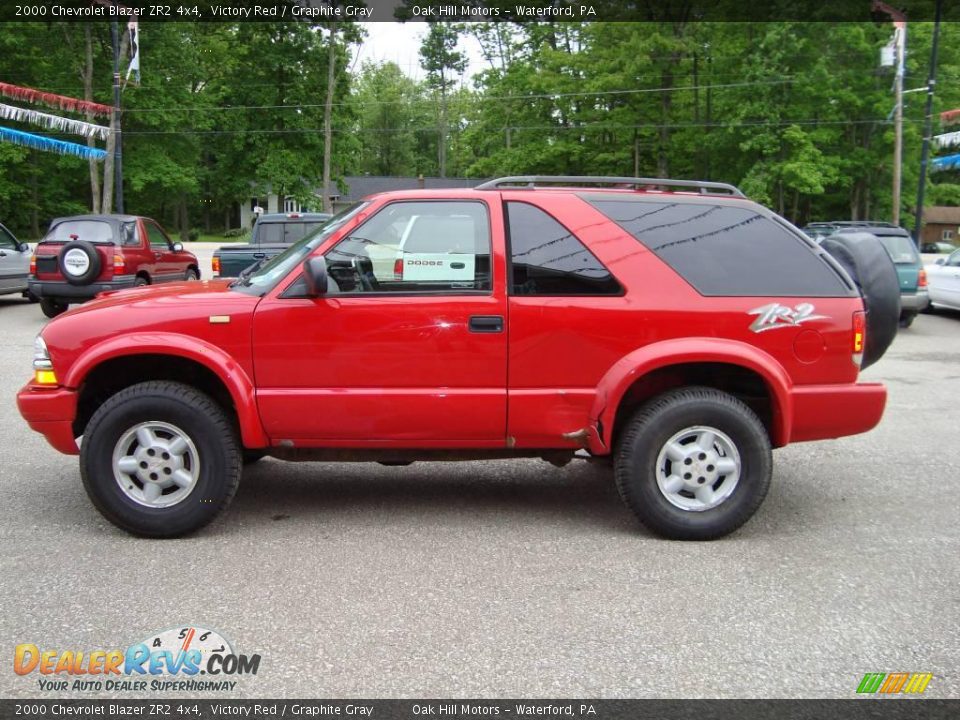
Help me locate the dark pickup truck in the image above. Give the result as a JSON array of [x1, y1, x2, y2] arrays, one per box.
[[213, 212, 331, 277]]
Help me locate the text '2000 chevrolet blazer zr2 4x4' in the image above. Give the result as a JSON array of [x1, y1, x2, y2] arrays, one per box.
[[17, 177, 900, 540]]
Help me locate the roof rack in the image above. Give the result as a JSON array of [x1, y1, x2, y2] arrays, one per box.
[[474, 175, 745, 198]]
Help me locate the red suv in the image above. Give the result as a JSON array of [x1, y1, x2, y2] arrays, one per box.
[[28, 214, 201, 318], [16, 178, 898, 539]]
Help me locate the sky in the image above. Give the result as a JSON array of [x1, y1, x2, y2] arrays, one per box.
[[350, 22, 488, 83]]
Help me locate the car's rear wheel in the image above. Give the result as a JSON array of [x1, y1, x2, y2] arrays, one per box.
[[185, 268, 199, 281], [614, 387, 771, 540], [40, 298, 68, 318], [134, 276, 149, 287], [80, 381, 241, 537]]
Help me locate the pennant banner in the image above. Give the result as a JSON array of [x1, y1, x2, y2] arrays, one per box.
[[0, 81, 112, 118], [126, 20, 141, 85], [0, 103, 109, 140], [0, 125, 107, 161], [930, 153, 960, 173], [941, 109, 960, 126]]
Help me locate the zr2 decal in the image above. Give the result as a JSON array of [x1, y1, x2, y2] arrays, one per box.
[[748, 302, 827, 333]]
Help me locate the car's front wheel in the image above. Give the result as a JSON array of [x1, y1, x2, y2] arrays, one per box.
[[614, 387, 772, 540], [80, 381, 241, 537]]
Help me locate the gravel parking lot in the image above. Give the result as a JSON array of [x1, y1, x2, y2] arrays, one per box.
[[0, 295, 958, 699]]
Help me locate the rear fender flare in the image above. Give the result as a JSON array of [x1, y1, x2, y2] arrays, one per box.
[[590, 338, 794, 451], [63, 333, 268, 448]]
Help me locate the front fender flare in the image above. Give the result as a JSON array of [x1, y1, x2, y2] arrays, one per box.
[[63, 333, 268, 448], [590, 338, 794, 451]]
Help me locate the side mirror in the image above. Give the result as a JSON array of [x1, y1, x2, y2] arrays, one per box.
[[18, 242, 29, 253], [172, 242, 184, 252], [303, 256, 328, 296], [936, 258, 946, 265]]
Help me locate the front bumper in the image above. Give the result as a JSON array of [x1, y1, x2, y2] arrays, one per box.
[[900, 290, 929, 313], [28, 276, 137, 302], [788, 382, 887, 444], [16, 383, 79, 455]]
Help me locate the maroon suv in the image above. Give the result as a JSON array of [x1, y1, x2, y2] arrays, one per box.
[[28, 214, 200, 318]]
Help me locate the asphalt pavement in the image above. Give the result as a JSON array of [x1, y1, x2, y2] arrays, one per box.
[[0, 295, 958, 699]]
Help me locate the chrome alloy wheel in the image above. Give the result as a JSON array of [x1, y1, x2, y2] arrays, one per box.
[[112, 421, 200, 508], [655, 425, 741, 512]]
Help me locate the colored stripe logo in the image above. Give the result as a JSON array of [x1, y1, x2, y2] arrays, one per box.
[[857, 672, 932, 694]]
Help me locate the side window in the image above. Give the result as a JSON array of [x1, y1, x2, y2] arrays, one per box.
[[324, 201, 491, 293], [506, 202, 621, 296], [585, 196, 849, 297], [145, 222, 170, 250], [948, 250, 960, 267], [121, 222, 139, 247], [0, 226, 17, 250]]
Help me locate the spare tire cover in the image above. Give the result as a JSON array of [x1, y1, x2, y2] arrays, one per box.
[[58, 239, 102, 286], [820, 232, 900, 370]]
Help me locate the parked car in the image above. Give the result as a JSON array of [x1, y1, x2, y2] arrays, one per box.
[[0, 221, 34, 301], [821, 224, 927, 327], [921, 241, 957, 254], [213, 212, 331, 278], [925, 248, 960, 312], [17, 176, 898, 540], [28, 214, 201, 318]]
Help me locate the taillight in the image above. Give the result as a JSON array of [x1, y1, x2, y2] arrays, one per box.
[[852, 311, 866, 368], [393, 258, 403, 280], [29, 255, 36, 275], [918, 268, 927, 288], [212, 256, 220, 274], [113, 254, 126, 274]]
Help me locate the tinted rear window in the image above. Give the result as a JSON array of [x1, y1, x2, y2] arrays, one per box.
[[874, 234, 919, 264], [259, 222, 324, 244], [46, 220, 115, 244], [584, 196, 849, 297]]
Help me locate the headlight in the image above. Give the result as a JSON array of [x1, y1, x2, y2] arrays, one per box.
[[33, 335, 51, 368], [32, 335, 57, 385]]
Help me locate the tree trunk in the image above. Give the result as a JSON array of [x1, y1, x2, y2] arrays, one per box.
[[439, 86, 448, 178], [83, 25, 101, 213], [179, 193, 189, 243], [30, 152, 40, 238], [322, 22, 337, 213]]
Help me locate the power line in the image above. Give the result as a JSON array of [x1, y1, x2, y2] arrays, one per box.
[[113, 117, 910, 137], [117, 79, 798, 113]]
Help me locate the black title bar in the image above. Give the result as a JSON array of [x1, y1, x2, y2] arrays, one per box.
[[1, 0, 958, 23]]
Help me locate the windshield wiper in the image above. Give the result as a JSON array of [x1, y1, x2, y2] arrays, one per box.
[[229, 257, 267, 288]]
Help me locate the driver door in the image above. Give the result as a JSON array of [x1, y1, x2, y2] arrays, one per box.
[[251, 198, 508, 446]]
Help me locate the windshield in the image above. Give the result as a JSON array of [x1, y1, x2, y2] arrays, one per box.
[[231, 202, 368, 294], [876, 234, 919, 265]]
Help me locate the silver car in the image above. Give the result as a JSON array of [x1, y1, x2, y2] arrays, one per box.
[[0, 222, 32, 299]]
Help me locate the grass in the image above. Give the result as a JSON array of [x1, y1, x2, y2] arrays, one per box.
[[190, 232, 251, 244]]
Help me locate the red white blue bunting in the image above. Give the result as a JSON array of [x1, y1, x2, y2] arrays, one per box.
[[0, 126, 107, 161], [0, 102, 109, 141]]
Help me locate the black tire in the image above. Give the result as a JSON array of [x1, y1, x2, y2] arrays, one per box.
[[184, 268, 199, 281], [242, 449, 267, 465], [80, 381, 241, 537], [899, 312, 916, 329], [40, 298, 68, 318], [820, 233, 900, 369], [58, 240, 101, 286], [614, 387, 772, 540], [25, 290, 39, 303], [921, 302, 935, 315], [134, 276, 149, 287]]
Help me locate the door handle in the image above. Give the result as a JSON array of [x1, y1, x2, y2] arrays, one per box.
[[252, 252, 266, 259], [469, 315, 504, 333]]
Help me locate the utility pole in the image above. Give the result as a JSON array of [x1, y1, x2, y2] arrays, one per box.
[[913, 0, 944, 246], [111, 20, 124, 213], [872, 1, 906, 225]]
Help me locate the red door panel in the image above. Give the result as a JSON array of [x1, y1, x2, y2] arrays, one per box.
[[252, 294, 507, 445]]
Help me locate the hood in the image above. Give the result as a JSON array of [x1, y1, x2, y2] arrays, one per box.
[[65, 279, 244, 315]]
